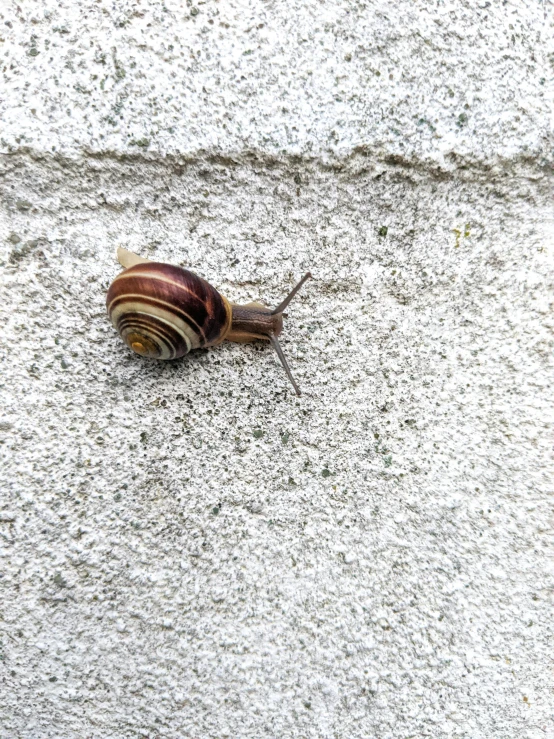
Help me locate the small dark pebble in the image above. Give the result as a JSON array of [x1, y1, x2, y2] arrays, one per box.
[[53, 573, 67, 588]]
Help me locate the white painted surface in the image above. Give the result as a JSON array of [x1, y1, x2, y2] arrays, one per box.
[[1, 1, 553, 737]]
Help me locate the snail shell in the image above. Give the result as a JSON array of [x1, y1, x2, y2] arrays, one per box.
[[106, 262, 231, 360]]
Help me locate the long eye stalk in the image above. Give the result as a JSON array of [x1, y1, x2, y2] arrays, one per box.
[[269, 335, 302, 396], [271, 273, 312, 315], [269, 272, 312, 395]]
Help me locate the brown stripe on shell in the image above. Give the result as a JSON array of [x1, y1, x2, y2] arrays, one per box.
[[117, 312, 189, 359], [108, 292, 206, 344], [106, 263, 230, 349], [109, 297, 200, 349]]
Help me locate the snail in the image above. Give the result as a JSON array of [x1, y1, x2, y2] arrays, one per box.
[[106, 247, 311, 395]]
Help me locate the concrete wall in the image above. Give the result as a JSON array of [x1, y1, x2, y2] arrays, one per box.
[[1, 1, 553, 737]]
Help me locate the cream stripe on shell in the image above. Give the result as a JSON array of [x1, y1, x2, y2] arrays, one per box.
[[107, 291, 206, 344], [110, 300, 199, 352], [117, 313, 184, 360]]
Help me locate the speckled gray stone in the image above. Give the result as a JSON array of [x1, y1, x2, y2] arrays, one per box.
[[0, 1, 553, 738], [1, 0, 553, 167]]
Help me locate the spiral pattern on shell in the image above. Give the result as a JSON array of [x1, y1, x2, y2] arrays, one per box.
[[106, 262, 231, 360]]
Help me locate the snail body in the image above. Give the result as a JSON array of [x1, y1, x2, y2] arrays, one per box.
[[106, 248, 311, 394]]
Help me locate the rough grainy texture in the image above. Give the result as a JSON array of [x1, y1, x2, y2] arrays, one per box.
[[1, 1, 553, 738], [2, 0, 554, 167]]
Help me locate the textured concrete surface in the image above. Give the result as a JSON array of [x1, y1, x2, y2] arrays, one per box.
[[1, 1, 553, 738], [1, 0, 553, 166]]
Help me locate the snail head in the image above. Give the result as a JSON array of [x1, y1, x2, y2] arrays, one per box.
[[226, 273, 312, 395]]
